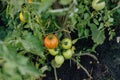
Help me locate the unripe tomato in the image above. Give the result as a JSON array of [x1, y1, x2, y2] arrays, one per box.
[[44, 34, 59, 49], [51, 60, 62, 68], [63, 49, 73, 59], [48, 48, 59, 56], [92, 0, 105, 11], [54, 55, 64, 65], [61, 38, 72, 49]]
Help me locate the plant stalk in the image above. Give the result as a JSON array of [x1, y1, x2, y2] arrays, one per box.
[[54, 67, 58, 80], [72, 58, 93, 79]]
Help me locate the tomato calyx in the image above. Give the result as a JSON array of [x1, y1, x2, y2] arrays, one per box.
[[63, 41, 68, 46], [48, 34, 54, 40]]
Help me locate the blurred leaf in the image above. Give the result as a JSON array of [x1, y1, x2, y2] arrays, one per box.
[[20, 32, 45, 58], [18, 64, 40, 76], [77, 25, 84, 38], [89, 23, 105, 44], [117, 9, 120, 14], [3, 61, 17, 76], [84, 29, 89, 38], [48, 8, 69, 16], [0, 41, 42, 79], [6, 0, 25, 17], [32, 0, 55, 14], [84, 13, 90, 19], [93, 18, 99, 25], [109, 30, 116, 40], [59, 0, 72, 5], [98, 23, 104, 30], [108, 18, 114, 22]]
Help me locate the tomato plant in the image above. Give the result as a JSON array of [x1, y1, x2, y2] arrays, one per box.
[[0, 0, 119, 80]]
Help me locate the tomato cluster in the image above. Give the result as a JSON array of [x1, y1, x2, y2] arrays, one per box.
[[44, 34, 75, 68]]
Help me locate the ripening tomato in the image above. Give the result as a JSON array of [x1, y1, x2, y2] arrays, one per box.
[[61, 38, 72, 49], [92, 0, 105, 11], [19, 12, 26, 22], [44, 34, 59, 49], [19, 11, 29, 23]]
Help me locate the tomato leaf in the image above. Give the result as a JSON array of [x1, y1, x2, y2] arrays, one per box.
[[31, 0, 55, 14], [89, 23, 105, 44], [0, 41, 42, 79], [20, 32, 45, 58], [77, 25, 84, 38], [59, 0, 72, 5]]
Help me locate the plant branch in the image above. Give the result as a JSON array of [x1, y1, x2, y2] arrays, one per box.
[[74, 52, 99, 63], [53, 67, 58, 80], [110, 1, 120, 13], [72, 58, 93, 79]]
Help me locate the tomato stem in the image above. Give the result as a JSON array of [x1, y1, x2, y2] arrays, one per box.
[[53, 67, 58, 80], [72, 58, 93, 79]]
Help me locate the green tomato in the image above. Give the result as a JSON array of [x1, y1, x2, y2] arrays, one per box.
[[62, 38, 72, 49], [63, 49, 73, 59], [48, 48, 59, 56], [92, 0, 105, 11], [54, 55, 64, 65], [51, 60, 62, 68]]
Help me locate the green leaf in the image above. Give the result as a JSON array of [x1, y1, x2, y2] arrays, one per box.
[[84, 29, 89, 38], [0, 41, 42, 79], [108, 18, 114, 22], [59, 0, 72, 5], [93, 18, 99, 25], [117, 9, 120, 14], [6, 0, 25, 17], [20, 32, 45, 58], [18, 64, 40, 76], [84, 13, 90, 19], [109, 30, 116, 40], [89, 23, 105, 44], [77, 25, 84, 38], [32, 0, 55, 14], [98, 23, 104, 30]]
